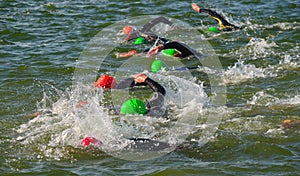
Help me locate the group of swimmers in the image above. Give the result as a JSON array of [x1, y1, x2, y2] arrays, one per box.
[[24, 3, 299, 148], [81, 3, 244, 147]]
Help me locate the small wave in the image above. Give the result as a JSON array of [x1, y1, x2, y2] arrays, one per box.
[[277, 45, 300, 70], [234, 37, 278, 60], [247, 91, 300, 106], [266, 22, 300, 31], [224, 60, 276, 84], [247, 22, 300, 31]]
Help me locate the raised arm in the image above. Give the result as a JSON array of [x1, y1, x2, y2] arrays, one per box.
[[192, 3, 240, 31]]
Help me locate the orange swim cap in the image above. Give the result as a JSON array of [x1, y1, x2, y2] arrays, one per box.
[[94, 74, 116, 89]]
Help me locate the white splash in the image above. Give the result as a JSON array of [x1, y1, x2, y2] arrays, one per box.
[[234, 37, 278, 60], [247, 91, 300, 106], [224, 60, 276, 84]]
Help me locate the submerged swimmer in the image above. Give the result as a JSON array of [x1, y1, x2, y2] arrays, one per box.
[[82, 136, 171, 151], [94, 73, 166, 116], [192, 3, 241, 32]]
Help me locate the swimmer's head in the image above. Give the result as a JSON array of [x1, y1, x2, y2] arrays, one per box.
[[134, 37, 146, 45], [162, 49, 177, 56], [151, 60, 168, 73], [120, 98, 147, 115]]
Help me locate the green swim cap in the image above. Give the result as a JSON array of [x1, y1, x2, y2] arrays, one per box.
[[162, 49, 176, 56], [151, 60, 168, 73], [134, 37, 146, 45], [120, 98, 146, 115], [208, 27, 220, 33]]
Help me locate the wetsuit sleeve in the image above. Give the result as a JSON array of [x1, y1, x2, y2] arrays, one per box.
[[126, 17, 172, 43], [115, 78, 147, 89], [140, 16, 173, 34], [143, 77, 166, 116], [163, 41, 194, 58], [200, 8, 240, 30], [144, 77, 166, 95]]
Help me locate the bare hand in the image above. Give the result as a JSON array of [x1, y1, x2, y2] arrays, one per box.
[[147, 45, 164, 57], [116, 50, 138, 58], [192, 3, 200, 13], [134, 73, 148, 83]]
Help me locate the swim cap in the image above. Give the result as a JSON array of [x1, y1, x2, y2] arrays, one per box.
[[162, 49, 176, 56], [208, 27, 220, 33], [120, 98, 147, 115], [151, 60, 168, 73], [134, 37, 146, 45], [94, 74, 116, 89], [82, 137, 102, 146], [123, 26, 133, 34]]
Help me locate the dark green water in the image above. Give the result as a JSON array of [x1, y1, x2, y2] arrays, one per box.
[[1, 0, 299, 175]]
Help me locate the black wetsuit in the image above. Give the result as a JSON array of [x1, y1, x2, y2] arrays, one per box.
[[199, 8, 240, 31], [115, 77, 166, 116]]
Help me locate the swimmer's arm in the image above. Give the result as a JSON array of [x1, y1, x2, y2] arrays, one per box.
[[200, 8, 232, 28], [134, 74, 165, 95], [201, 9, 241, 30], [23, 110, 52, 119], [192, 3, 239, 30], [140, 16, 173, 33], [144, 77, 166, 96], [192, 4, 225, 23], [115, 77, 147, 89]]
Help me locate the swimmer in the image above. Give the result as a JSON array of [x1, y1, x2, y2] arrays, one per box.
[[81, 136, 171, 151], [116, 16, 173, 58], [192, 3, 241, 32], [95, 73, 166, 116]]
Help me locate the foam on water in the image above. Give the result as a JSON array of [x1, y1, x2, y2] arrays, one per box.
[[194, 60, 277, 85], [277, 45, 300, 70], [222, 42, 299, 85], [253, 22, 300, 31], [234, 37, 278, 60], [247, 91, 300, 106], [224, 60, 276, 84]]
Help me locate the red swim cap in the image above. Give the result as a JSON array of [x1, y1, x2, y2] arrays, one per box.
[[123, 25, 133, 34], [82, 137, 102, 146], [94, 74, 116, 89]]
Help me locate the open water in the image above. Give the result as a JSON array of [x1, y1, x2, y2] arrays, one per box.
[[0, 0, 299, 175]]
